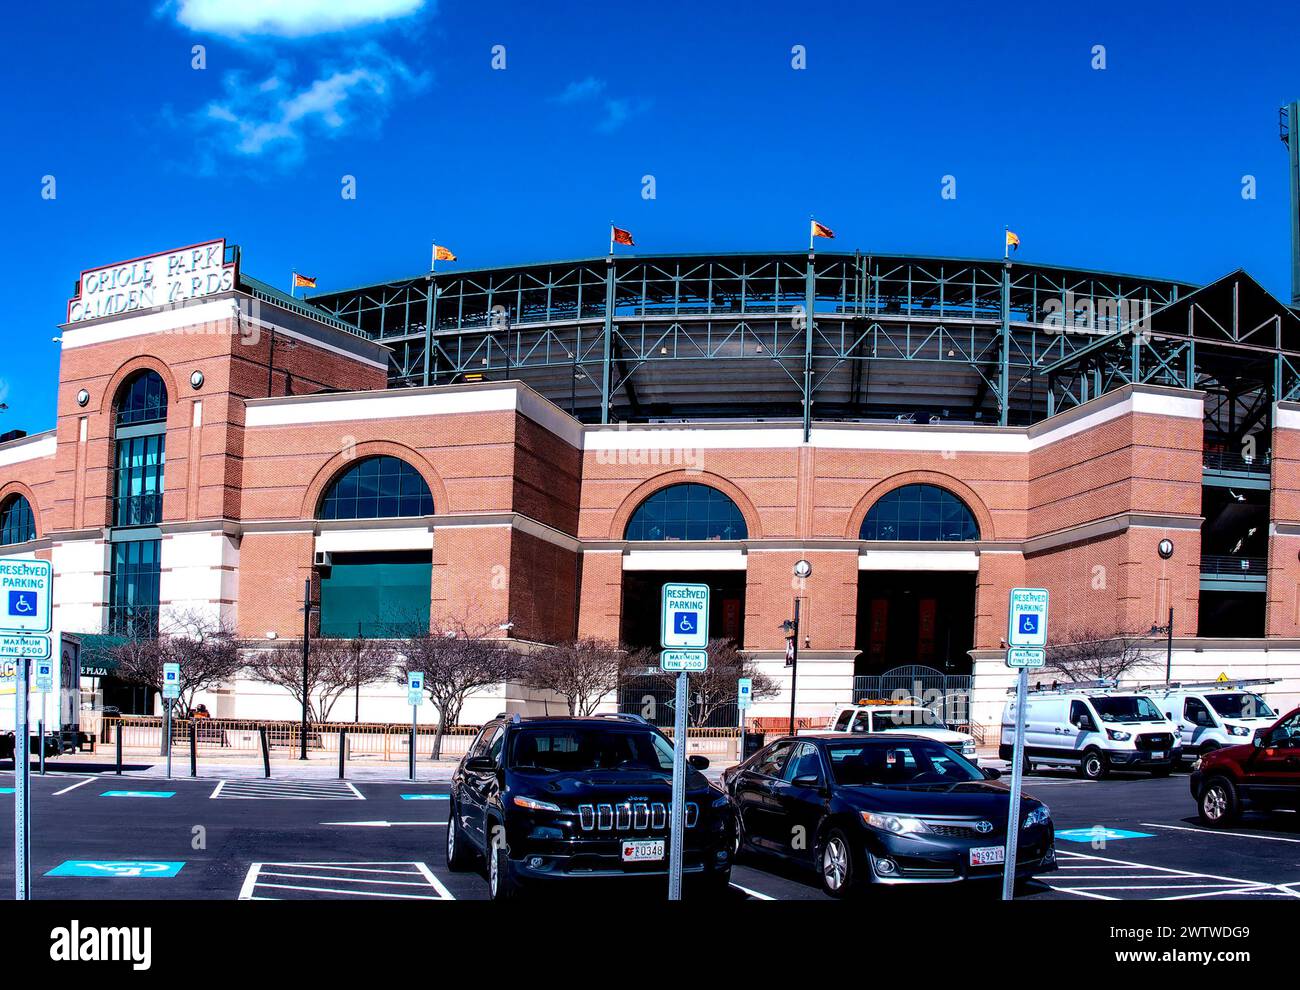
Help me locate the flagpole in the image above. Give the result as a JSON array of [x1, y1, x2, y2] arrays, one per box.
[[289, 271, 295, 300], [431, 240, 436, 275], [809, 216, 815, 253], [609, 222, 615, 258], [1004, 226, 1010, 261]]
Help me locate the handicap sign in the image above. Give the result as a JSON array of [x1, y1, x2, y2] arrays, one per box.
[[661, 583, 709, 648], [0, 634, 52, 660], [162, 662, 180, 700], [1054, 827, 1153, 843], [0, 559, 53, 633], [407, 671, 424, 706], [1007, 587, 1049, 648], [401, 794, 449, 801], [1006, 647, 1046, 669], [737, 677, 753, 710], [35, 659, 53, 692], [46, 860, 185, 878], [660, 649, 708, 672]]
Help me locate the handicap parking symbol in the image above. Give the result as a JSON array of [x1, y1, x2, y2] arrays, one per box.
[[45, 860, 185, 878], [674, 612, 697, 635], [1054, 827, 1153, 843], [1018, 614, 1038, 635], [7, 590, 37, 617]]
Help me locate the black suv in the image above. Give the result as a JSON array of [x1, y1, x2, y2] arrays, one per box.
[[445, 713, 735, 899]]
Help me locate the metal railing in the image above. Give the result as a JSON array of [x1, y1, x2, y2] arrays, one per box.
[[1200, 554, 1268, 576], [1203, 449, 1271, 474]]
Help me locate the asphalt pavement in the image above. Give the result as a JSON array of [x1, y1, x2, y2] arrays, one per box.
[[2, 763, 1298, 901]]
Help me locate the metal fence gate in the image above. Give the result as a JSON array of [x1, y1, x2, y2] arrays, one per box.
[[853, 665, 973, 729]]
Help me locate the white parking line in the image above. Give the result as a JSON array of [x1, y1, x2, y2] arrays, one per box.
[[1141, 822, 1300, 844], [238, 861, 454, 900], [52, 777, 95, 795], [729, 882, 776, 900], [1048, 849, 1297, 900]]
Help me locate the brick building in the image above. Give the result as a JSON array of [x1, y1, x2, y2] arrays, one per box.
[[3, 239, 1300, 731]]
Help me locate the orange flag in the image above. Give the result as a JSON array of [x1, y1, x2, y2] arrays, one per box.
[[292, 272, 316, 289], [433, 244, 457, 263], [811, 220, 835, 240], [612, 225, 635, 246]]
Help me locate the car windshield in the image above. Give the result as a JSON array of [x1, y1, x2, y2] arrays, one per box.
[[824, 739, 984, 787], [509, 728, 675, 772], [1089, 696, 1163, 723], [1207, 693, 1275, 720]]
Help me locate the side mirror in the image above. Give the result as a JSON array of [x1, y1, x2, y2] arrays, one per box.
[[982, 767, 1003, 780], [792, 774, 822, 788], [687, 755, 710, 770], [464, 755, 497, 773]]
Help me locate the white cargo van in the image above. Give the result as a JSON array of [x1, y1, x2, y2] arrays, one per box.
[[999, 682, 1181, 779], [1146, 679, 1279, 763]]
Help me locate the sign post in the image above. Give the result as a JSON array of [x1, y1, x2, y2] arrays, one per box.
[[661, 582, 709, 901], [35, 659, 53, 776], [2, 558, 52, 902], [162, 662, 180, 780], [407, 672, 424, 782], [737, 676, 752, 761], [1003, 587, 1048, 901]]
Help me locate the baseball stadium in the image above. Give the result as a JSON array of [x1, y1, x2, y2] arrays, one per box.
[[3, 105, 1300, 737]]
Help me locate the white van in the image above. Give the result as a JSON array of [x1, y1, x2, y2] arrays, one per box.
[[797, 702, 980, 763], [1146, 680, 1279, 763], [999, 684, 1181, 779]]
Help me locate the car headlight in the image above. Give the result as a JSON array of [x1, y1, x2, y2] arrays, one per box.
[[961, 741, 977, 754], [1227, 725, 1250, 737], [512, 795, 561, 812], [861, 812, 929, 835], [1106, 729, 1131, 741], [1024, 805, 1051, 828]]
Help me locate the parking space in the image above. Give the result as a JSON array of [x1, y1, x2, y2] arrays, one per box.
[[5, 766, 1300, 902]]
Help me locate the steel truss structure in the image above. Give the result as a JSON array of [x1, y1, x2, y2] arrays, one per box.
[[292, 252, 1300, 444]]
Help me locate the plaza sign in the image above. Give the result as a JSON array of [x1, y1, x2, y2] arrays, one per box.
[[67, 239, 237, 324]]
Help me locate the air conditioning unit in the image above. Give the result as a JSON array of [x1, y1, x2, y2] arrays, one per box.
[[313, 550, 333, 574]]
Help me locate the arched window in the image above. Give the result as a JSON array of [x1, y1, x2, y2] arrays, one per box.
[[624, 483, 748, 541], [116, 370, 168, 427], [0, 494, 36, 545], [860, 484, 980, 542], [319, 456, 434, 520]]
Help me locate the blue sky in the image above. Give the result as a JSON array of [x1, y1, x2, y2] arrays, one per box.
[[1, 0, 1298, 426]]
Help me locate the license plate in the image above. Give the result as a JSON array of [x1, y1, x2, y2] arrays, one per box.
[[621, 839, 665, 862], [970, 845, 1005, 866], [1150, 751, 1164, 760]]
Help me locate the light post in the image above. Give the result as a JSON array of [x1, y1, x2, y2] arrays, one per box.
[[300, 578, 317, 760], [783, 598, 802, 736], [1150, 607, 1174, 684]]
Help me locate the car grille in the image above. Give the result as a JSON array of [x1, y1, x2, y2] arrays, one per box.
[[576, 801, 698, 831], [1135, 733, 1174, 751], [919, 818, 997, 838]]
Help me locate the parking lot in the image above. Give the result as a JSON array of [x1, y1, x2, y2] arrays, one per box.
[[2, 765, 1298, 901]]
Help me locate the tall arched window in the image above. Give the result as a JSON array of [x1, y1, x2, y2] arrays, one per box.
[[624, 483, 748, 541], [115, 369, 168, 427], [319, 456, 434, 520], [0, 494, 36, 545], [860, 484, 980, 542], [108, 369, 168, 636]]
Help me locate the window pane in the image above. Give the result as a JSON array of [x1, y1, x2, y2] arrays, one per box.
[[317, 456, 435, 520], [624, 483, 748, 541], [861, 484, 979, 542]]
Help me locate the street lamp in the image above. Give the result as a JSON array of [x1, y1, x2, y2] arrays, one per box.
[[300, 578, 318, 760], [1149, 607, 1174, 684], [782, 599, 802, 735]]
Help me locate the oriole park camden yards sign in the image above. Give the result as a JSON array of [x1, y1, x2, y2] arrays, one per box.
[[67, 239, 237, 323]]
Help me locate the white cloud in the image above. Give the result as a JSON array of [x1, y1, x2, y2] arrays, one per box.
[[552, 77, 648, 133], [169, 0, 428, 39], [194, 45, 427, 167]]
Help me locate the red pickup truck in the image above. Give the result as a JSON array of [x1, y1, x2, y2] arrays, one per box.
[[1191, 706, 1300, 825]]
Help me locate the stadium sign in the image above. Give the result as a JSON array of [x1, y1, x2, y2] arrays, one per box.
[[67, 239, 237, 323]]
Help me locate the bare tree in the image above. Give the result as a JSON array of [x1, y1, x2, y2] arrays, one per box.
[[246, 635, 395, 722], [521, 639, 633, 716], [395, 617, 518, 758], [109, 609, 245, 712], [1043, 626, 1159, 683], [646, 638, 778, 727]]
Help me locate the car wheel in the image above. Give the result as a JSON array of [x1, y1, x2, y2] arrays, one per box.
[[1078, 748, 1108, 780], [731, 814, 749, 862], [819, 827, 859, 898], [1198, 775, 1239, 827], [1022, 752, 1034, 776], [487, 822, 518, 901], [445, 800, 474, 871]]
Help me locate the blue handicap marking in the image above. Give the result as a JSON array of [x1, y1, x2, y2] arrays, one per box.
[[1018, 614, 1039, 635], [101, 791, 175, 799], [0, 788, 14, 795], [674, 612, 697, 635], [401, 794, 449, 801], [1054, 827, 1153, 843], [7, 590, 37, 617], [46, 861, 185, 878]]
